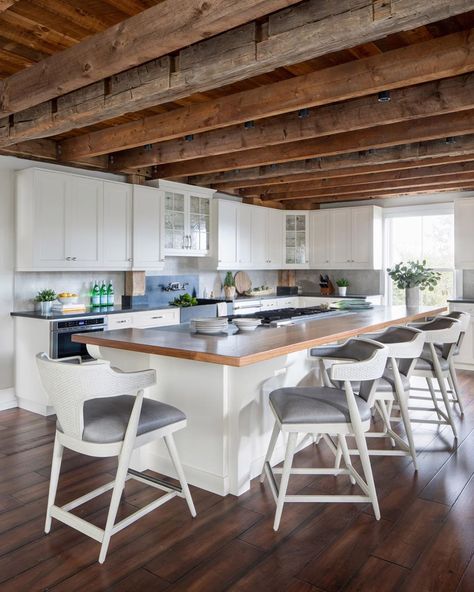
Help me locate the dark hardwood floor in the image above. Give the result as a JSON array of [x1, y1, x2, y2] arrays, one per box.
[[1, 372, 474, 591]]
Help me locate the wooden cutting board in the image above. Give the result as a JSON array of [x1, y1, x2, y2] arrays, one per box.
[[234, 271, 252, 295]]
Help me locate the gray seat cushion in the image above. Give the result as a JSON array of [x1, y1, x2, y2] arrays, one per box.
[[415, 354, 449, 372], [57, 395, 186, 444], [269, 386, 371, 425]]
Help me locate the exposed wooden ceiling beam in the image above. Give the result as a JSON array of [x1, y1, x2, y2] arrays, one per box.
[[192, 136, 474, 188], [0, 1, 18, 13], [264, 174, 474, 201], [0, 0, 302, 116], [243, 161, 474, 196], [306, 184, 474, 205], [154, 110, 474, 178], [212, 154, 474, 191], [110, 73, 474, 170], [3, 3, 474, 150], [61, 28, 474, 161]]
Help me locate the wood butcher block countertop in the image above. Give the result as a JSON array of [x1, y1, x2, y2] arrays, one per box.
[[72, 306, 446, 367]]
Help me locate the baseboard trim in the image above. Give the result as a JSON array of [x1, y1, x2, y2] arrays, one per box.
[[17, 397, 55, 417], [0, 387, 17, 411], [454, 363, 474, 371], [141, 449, 230, 497]]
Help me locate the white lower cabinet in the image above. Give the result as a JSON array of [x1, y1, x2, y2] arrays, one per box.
[[107, 314, 134, 330], [132, 308, 180, 329]]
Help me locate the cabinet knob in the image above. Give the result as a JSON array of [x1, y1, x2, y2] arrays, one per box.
[[72, 257, 77, 261], [128, 257, 132, 262], [65, 257, 71, 261]]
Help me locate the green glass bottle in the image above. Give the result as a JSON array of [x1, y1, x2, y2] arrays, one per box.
[[99, 281, 107, 306], [106, 280, 114, 307], [91, 282, 100, 307]]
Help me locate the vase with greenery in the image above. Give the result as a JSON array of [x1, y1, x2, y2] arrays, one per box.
[[386, 260, 441, 307], [336, 278, 350, 297], [223, 272, 236, 300], [35, 289, 57, 315]]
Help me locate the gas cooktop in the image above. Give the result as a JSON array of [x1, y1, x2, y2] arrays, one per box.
[[229, 306, 345, 327]]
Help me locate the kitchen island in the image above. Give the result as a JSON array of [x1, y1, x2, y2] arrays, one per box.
[[74, 305, 445, 496]]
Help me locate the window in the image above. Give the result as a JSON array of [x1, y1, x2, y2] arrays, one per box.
[[384, 205, 455, 306]]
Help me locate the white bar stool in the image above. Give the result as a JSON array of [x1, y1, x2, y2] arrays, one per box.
[[314, 326, 424, 469], [405, 316, 462, 438], [36, 353, 196, 563], [261, 338, 388, 531]]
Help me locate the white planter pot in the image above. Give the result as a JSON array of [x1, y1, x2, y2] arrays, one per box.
[[405, 287, 420, 308], [39, 301, 53, 315], [224, 286, 236, 300], [337, 287, 347, 297]]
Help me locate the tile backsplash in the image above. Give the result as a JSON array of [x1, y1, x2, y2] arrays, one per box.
[[14, 271, 125, 310], [295, 269, 384, 295]]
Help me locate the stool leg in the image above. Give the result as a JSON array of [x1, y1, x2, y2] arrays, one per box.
[[273, 432, 297, 531], [352, 423, 380, 520], [432, 356, 457, 438], [260, 421, 280, 483], [396, 387, 418, 470], [449, 360, 464, 415], [338, 435, 356, 485], [99, 446, 132, 563], [426, 377, 443, 421], [45, 434, 63, 534], [164, 433, 196, 518]]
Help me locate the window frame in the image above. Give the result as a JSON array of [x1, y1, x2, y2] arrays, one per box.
[[382, 203, 459, 306]]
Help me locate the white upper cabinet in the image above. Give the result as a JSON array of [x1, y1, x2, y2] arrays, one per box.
[[102, 181, 132, 269], [66, 175, 103, 267], [455, 197, 474, 269], [153, 180, 214, 257], [216, 200, 284, 270], [311, 205, 382, 270], [310, 210, 331, 269], [16, 168, 105, 271], [216, 199, 239, 269], [282, 212, 309, 269], [132, 185, 164, 270]]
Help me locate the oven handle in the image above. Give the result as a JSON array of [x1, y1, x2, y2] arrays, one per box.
[[51, 324, 107, 335]]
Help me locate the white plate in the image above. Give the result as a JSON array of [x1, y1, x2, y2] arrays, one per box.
[[236, 325, 258, 332]]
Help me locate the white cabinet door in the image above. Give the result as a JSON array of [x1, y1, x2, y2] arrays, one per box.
[[351, 207, 372, 268], [310, 210, 331, 268], [163, 190, 187, 255], [237, 204, 252, 267], [132, 185, 164, 269], [266, 208, 284, 268], [329, 208, 352, 268], [283, 212, 309, 268], [455, 198, 474, 269], [103, 181, 132, 269], [132, 308, 180, 328], [217, 200, 238, 269], [65, 176, 103, 267], [34, 170, 68, 268], [251, 205, 267, 268]]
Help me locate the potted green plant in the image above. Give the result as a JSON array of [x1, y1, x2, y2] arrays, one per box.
[[223, 272, 236, 300], [336, 278, 350, 297], [35, 289, 57, 315], [387, 260, 441, 307]]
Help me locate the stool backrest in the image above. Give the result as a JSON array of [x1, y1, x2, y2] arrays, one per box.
[[364, 325, 425, 359], [329, 338, 388, 382], [414, 316, 461, 345], [36, 353, 156, 440]]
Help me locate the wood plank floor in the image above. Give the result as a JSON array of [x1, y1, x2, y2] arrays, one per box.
[[0, 372, 474, 591]]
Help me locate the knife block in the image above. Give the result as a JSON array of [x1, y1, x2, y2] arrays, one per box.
[[320, 280, 335, 296]]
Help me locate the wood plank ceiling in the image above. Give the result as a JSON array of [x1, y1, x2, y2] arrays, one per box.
[[1, 0, 474, 208]]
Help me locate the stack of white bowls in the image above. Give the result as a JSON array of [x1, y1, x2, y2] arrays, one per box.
[[233, 317, 262, 332], [190, 317, 229, 335]]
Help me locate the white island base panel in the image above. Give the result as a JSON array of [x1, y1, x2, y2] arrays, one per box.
[[90, 345, 319, 496]]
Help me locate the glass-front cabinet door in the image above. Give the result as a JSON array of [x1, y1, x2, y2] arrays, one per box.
[[162, 183, 214, 257], [164, 191, 186, 253], [189, 194, 211, 254], [283, 212, 309, 268]]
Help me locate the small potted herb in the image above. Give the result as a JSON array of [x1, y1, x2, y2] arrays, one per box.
[[387, 260, 441, 307], [223, 272, 236, 300], [35, 289, 57, 315], [336, 278, 350, 297]]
